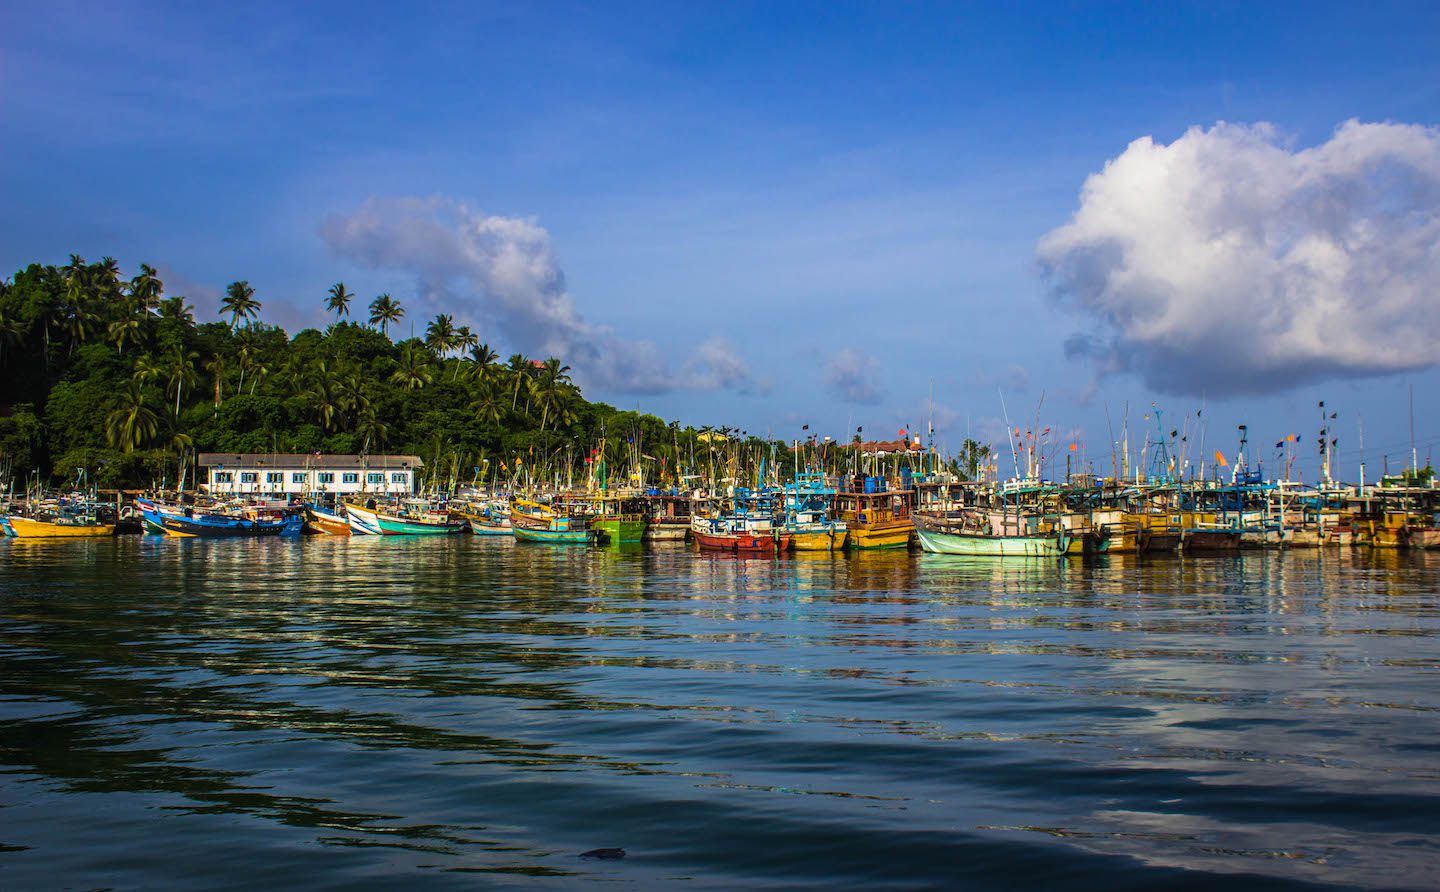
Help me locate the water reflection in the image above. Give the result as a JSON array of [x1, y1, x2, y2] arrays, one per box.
[[3, 538, 1439, 887]]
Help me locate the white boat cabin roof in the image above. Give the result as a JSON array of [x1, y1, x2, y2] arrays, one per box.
[[198, 453, 424, 470]]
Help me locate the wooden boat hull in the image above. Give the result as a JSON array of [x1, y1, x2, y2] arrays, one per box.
[[374, 512, 466, 535], [693, 528, 789, 553], [594, 517, 646, 544], [146, 511, 302, 538], [642, 521, 689, 542], [513, 525, 592, 544], [342, 503, 381, 535], [789, 528, 848, 551], [1180, 530, 1241, 553], [468, 518, 513, 536], [846, 521, 912, 550], [3, 516, 116, 538], [304, 506, 351, 536], [915, 524, 1070, 557]]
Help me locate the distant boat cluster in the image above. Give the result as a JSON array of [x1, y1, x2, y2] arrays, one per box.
[[5, 462, 1440, 555]]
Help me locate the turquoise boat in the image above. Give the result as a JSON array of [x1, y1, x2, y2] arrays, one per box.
[[374, 504, 466, 536], [510, 499, 594, 544]]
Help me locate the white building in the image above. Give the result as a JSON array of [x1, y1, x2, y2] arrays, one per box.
[[198, 453, 423, 498]]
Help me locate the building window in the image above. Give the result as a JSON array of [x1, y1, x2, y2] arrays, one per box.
[[391, 473, 406, 483], [342, 473, 359, 483], [240, 472, 257, 483], [265, 472, 282, 483], [317, 472, 334, 484], [367, 473, 384, 484], [215, 472, 233, 483], [291, 472, 307, 483]]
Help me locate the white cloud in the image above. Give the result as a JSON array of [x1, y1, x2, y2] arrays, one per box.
[[1039, 120, 1440, 395], [319, 195, 759, 395], [822, 348, 883, 405]]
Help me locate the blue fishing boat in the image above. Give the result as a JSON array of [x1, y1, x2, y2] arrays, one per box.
[[136, 497, 302, 538]]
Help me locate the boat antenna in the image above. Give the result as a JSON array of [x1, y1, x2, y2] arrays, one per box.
[[999, 387, 1019, 481]]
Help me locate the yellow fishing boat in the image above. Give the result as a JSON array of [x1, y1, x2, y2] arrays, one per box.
[[4, 516, 116, 538], [832, 481, 914, 550], [790, 527, 849, 551]]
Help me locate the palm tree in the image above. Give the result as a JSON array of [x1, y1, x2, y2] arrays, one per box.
[[464, 342, 499, 385], [389, 342, 434, 390], [303, 361, 340, 431], [130, 264, 163, 315], [507, 354, 535, 410], [205, 354, 227, 408], [533, 358, 574, 432], [107, 316, 142, 354], [325, 282, 353, 321], [455, 325, 478, 357], [105, 382, 160, 453], [368, 293, 403, 336], [163, 348, 199, 417], [158, 296, 195, 326], [424, 313, 458, 357], [235, 330, 256, 392], [469, 388, 505, 427], [220, 280, 261, 330], [132, 355, 162, 384], [59, 275, 98, 354], [0, 304, 23, 365], [355, 405, 389, 452]]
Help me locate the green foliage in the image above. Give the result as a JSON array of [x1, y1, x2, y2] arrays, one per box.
[[0, 254, 741, 489]]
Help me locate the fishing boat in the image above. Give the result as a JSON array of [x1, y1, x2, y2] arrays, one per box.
[[1, 514, 116, 538], [914, 514, 1071, 557], [136, 497, 302, 538], [592, 495, 646, 544], [451, 500, 513, 536], [304, 502, 351, 536], [691, 514, 790, 553], [342, 500, 382, 535], [832, 477, 914, 549], [373, 499, 467, 535], [691, 489, 790, 554], [641, 492, 693, 541], [782, 472, 848, 551], [511, 498, 594, 544]]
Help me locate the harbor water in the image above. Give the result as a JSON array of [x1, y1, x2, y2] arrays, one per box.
[[3, 538, 1439, 889]]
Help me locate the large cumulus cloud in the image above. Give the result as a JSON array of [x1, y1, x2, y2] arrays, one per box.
[[1039, 120, 1440, 395], [320, 196, 762, 395]]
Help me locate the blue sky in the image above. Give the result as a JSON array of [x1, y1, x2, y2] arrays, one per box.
[[4, 1, 1439, 481]]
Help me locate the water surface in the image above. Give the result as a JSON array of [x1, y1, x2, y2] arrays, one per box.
[[3, 538, 1439, 888]]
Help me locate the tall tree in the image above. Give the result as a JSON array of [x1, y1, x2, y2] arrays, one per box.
[[424, 313, 458, 356], [220, 280, 261, 329], [368, 293, 403, 336], [105, 383, 160, 453], [130, 264, 163, 315], [163, 348, 199, 418], [325, 282, 353, 321], [390, 343, 434, 390]]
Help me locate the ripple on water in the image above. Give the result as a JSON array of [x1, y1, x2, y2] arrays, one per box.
[[2, 539, 1439, 889]]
